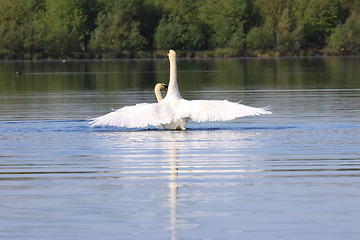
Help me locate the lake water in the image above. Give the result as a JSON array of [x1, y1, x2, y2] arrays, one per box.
[[1, 57, 360, 240]]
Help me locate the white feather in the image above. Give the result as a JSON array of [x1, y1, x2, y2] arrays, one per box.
[[177, 99, 271, 122], [90, 103, 168, 128]]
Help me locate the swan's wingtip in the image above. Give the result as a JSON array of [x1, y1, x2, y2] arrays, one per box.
[[263, 106, 272, 114], [88, 119, 98, 127]]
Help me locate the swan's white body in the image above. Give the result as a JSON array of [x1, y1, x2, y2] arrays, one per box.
[[90, 50, 271, 130]]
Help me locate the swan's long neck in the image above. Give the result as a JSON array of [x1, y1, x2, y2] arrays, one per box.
[[154, 83, 163, 102], [167, 50, 182, 99]]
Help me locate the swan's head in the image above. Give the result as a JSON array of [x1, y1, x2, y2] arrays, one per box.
[[155, 83, 168, 91], [154, 83, 168, 102], [167, 49, 176, 57]]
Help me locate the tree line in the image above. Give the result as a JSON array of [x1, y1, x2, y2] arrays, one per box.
[[0, 0, 359, 59]]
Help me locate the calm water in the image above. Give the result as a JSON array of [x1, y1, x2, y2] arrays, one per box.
[[1, 57, 360, 240]]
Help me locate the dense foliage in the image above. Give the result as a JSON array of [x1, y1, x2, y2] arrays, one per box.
[[0, 0, 359, 59]]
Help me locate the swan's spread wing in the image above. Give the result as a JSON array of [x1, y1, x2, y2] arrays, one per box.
[[179, 100, 271, 122], [90, 103, 172, 128]]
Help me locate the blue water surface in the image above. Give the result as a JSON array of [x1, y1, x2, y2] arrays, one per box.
[[1, 58, 360, 240]]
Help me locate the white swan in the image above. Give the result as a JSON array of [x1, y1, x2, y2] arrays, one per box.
[[90, 50, 271, 130]]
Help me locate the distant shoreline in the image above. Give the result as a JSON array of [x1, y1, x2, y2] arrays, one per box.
[[0, 49, 358, 61]]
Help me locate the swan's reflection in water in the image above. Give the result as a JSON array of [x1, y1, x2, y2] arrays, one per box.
[[93, 127, 263, 239], [164, 129, 260, 240], [169, 148, 178, 240]]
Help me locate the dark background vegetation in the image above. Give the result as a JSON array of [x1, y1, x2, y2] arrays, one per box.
[[0, 0, 359, 59]]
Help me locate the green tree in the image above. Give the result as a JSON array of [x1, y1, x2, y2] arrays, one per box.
[[327, 12, 360, 53], [0, 0, 357, 58], [275, 8, 303, 54], [303, 0, 348, 48], [36, 0, 99, 55], [0, 0, 41, 56], [153, 18, 182, 50], [154, 0, 207, 50], [90, 0, 160, 55], [255, 0, 291, 22], [246, 0, 294, 53], [199, 0, 259, 54], [246, 16, 276, 52]]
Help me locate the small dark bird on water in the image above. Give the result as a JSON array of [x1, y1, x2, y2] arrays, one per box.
[[16, 72, 22, 76]]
